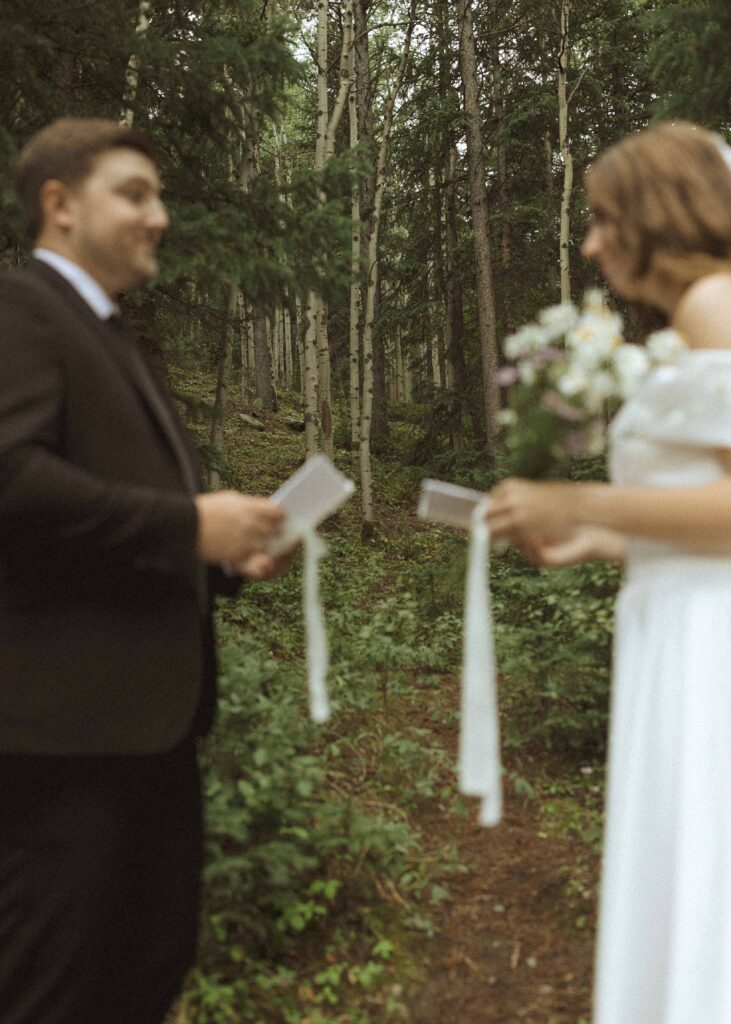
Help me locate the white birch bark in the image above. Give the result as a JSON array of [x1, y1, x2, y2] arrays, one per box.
[[120, 0, 151, 127], [305, 0, 355, 457], [282, 301, 293, 388], [348, 39, 361, 479], [558, 0, 573, 303], [360, 3, 416, 529]]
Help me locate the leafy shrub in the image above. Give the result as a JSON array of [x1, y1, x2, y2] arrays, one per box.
[[491, 549, 618, 757]]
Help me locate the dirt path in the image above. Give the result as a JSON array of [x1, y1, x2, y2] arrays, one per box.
[[405, 721, 596, 1024]]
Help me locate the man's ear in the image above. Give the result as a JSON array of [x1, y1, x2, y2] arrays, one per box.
[[38, 179, 74, 233]]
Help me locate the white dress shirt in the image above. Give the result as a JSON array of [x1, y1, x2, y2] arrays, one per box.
[[33, 248, 119, 320]]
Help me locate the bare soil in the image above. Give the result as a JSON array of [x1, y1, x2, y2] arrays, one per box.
[[404, 714, 597, 1024]]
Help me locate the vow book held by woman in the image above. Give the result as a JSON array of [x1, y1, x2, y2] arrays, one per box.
[[488, 122, 731, 1024]]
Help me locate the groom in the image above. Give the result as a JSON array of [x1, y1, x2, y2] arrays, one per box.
[[0, 118, 288, 1023]]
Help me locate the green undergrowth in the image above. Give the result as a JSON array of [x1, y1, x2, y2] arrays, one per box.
[[171, 378, 614, 1020]]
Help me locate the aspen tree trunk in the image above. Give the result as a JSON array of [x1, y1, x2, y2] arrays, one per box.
[[394, 324, 404, 401], [120, 0, 151, 127], [295, 295, 305, 395], [429, 166, 446, 390], [288, 291, 300, 391], [360, 3, 416, 532], [254, 313, 275, 410], [282, 300, 293, 389], [269, 311, 278, 382], [545, 130, 558, 298], [240, 293, 249, 404], [445, 146, 466, 449], [457, 0, 500, 448], [210, 285, 237, 488], [348, 39, 361, 479], [492, 41, 511, 276], [303, 0, 355, 456], [244, 299, 255, 402], [558, 0, 573, 303]]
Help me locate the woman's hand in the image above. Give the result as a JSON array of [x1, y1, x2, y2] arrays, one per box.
[[486, 478, 580, 541], [516, 525, 627, 567]]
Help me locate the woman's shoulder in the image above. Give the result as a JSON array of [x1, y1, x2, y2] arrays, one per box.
[[673, 272, 731, 350]]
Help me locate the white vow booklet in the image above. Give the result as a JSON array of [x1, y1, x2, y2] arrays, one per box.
[[270, 454, 355, 556], [417, 479, 488, 530]]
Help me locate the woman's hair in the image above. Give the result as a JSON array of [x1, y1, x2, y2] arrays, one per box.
[[585, 121, 731, 292]]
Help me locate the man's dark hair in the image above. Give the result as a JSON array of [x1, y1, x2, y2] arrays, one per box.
[[15, 117, 157, 239]]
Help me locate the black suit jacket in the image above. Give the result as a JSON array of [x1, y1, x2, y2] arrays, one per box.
[[0, 259, 225, 754]]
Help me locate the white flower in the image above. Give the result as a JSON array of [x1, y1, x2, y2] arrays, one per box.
[[566, 311, 623, 364], [497, 408, 518, 426], [612, 344, 650, 398], [582, 288, 607, 314], [584, 371, 617, 412], [518, 360, 537, 385], [504, 324, 548, 360], [646, 328, 687, 364], [537, 301, 579, 340], [557, 365, 591, 397]]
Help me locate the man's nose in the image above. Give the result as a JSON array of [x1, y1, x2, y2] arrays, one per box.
[[148, 197, 170, 232]]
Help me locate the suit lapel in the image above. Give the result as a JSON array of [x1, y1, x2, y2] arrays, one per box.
[[28, 260, 201, 494]]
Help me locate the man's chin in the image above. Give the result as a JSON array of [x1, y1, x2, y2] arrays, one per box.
[[123, 257, 159, 291]]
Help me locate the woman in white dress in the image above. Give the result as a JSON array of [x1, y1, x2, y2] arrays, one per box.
[[487, 121, 731, 1024]]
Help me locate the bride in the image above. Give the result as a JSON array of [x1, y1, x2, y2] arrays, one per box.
[[487, 121, 731, 1024]]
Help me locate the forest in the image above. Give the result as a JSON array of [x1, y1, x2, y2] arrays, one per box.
[[1, 1, 730, 1021]]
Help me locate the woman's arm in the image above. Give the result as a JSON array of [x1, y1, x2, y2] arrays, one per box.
[[488, 451, 731, 550], [489, 275, 731, 555]]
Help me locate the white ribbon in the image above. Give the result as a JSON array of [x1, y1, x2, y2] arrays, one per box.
[[459, 498, 502, 827], [301, 527, 331, 723]]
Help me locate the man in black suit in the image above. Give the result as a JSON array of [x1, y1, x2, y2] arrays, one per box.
[[0, 118, 289, 1024]]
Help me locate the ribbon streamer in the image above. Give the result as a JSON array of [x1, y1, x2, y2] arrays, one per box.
[[459, 498, 502, 827], [301, 527, 331, 723]]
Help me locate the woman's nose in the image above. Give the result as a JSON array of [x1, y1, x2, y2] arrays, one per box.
[[581, 224, 600, 259]]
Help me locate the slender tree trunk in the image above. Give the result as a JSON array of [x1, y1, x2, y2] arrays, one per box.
[[360, 2, 416, 532], [282, 300, 293, 389], [254, 313, 275, 410], [210, 284, 237, 487], [303, 291, 320, 453], [493, 41, 511, 276], [457, 0, 500, 447], [445, 146, 466, 449], [558, 0, 573, 303], [349, 40, 361, 479], [545, 130, 558, 298], [120, 0, 151, 127], [304, 0, 355, 456]]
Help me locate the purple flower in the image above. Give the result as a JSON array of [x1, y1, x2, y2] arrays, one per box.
[[562, 430, 590, 456], [496, 365, 520, 386], [534, 346, 564, 368], [540, 390, 584, 422]]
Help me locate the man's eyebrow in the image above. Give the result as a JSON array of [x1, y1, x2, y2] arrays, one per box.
[[115, 175, 163, 192]]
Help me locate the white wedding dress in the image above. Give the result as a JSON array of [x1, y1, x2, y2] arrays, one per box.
[[595, 349, 731, 1023]]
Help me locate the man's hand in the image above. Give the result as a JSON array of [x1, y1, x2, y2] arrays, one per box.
[[233, 545, 299, 581], [194, 491, 284, 565]]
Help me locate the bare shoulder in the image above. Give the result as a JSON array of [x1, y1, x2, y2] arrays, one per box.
[[673, 273, 731, 349]]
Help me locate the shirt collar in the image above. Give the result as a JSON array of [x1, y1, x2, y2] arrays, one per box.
[[32, 248, 120, 321]]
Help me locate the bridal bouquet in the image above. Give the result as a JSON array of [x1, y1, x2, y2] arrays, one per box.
[[497, 290, 685, 477]]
